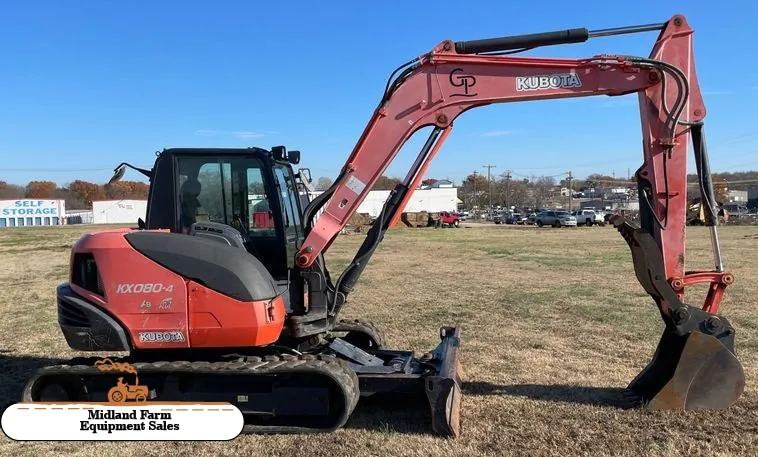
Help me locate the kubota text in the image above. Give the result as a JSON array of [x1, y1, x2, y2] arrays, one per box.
[[516, 73, 582, 91]]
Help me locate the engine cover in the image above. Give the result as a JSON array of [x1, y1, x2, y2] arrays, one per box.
[[63, 228, 286, 351]]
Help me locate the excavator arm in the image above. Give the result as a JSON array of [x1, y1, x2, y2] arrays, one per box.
[[293, 14, 745, 411]]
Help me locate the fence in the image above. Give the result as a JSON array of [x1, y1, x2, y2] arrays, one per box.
[[65, 211, 94, 225]]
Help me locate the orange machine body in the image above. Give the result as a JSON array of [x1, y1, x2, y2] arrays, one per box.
[[68, 228, 286, 351]]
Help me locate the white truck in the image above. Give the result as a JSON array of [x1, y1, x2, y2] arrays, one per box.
[[571, 209, 606, 226]]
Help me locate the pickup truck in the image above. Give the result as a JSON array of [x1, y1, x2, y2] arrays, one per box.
[[429, 211, 462, 227], [440, 211, 461, 227], [535, 210, 577, 227]]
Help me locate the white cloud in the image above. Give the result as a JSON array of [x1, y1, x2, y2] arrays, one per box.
[[480, 130, 517, 137], [702, 90, 736, 96], [194, 129, 268, 139], [234, 131, 265, 139]]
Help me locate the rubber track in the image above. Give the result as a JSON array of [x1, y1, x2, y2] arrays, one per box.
[[22, 353, 361, 434], [331, 319, 386, 348]]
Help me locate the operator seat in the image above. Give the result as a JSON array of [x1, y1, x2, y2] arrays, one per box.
[[180, 178, 202, 232]]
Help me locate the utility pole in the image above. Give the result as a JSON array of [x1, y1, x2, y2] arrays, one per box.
[[567, 171, 573, 211], [503, 170, 512, 210], [483, 164, 496, 215], [472, 170, 478, 219]]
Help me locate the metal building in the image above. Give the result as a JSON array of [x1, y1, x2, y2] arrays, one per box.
[[92, 199, 147, 224], [0, 199, 66, 227]]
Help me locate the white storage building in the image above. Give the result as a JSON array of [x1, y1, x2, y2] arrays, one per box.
[[305, 187, 459, 222], [0, 199, 66, 227], [92, 199, 147, 224]]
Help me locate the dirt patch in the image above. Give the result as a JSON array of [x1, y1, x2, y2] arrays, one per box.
[[1, 223, 757, 456]]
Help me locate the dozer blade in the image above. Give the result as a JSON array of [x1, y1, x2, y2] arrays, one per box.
[[424, 326, 463, 438], [626, 325, 745, 411]]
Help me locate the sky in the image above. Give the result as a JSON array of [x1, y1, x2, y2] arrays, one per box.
[[1, 1, 758, 187]]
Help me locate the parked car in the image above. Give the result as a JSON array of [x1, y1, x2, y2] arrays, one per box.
[[506, 213, 525, 224], [535, 210, 577, 227], [571, 209, 604, 226], [525, 213, 539, 225]]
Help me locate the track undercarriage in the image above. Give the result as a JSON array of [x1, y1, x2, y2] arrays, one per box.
[[21, 320, 463, 437]]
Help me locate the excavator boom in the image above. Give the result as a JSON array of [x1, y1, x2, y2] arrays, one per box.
[[297, 14, 745, 412], [297, 17, 696, 273]]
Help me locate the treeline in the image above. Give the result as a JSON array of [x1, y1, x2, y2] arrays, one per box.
[[0, 180, 149, 210], [686, 171, 758, 190], [340, 169, 758, 210], [6, 168, 750, 212]]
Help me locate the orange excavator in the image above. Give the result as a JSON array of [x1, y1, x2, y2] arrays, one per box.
[[22, 14, 745, 437]]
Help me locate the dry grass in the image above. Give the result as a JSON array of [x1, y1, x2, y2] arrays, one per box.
[[1, 223, 758, 456]]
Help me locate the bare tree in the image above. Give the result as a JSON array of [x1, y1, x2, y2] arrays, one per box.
[[532, 176, 556, 209], [314, 177, 334, 191], [0, 181, 25, 199], [459, 173, 489, 209]]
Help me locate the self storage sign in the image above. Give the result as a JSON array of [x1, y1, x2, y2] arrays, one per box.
[[1, 199, 62, 217]]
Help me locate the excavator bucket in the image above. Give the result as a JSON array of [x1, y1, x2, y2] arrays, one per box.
[[625, 323, 745, 411], [612, 216, 746, 412]]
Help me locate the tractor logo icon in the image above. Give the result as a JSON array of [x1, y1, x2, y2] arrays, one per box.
[[95, 358, 149, 403]]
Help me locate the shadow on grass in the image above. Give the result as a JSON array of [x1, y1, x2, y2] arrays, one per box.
[[345, 393, 436, 436], [0, 353, 68, 412], [344, 381, 633, 434], [463, 381, 629, 408]]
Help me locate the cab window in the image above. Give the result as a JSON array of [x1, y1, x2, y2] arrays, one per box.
[[176, 156, 276, 238], [273, 165, 302, 242]]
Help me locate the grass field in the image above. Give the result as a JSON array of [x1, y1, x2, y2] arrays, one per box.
[[1, 223, 757, 456]]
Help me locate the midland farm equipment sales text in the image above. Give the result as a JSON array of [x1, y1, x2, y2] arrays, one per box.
[[80, 409, 179, 433]]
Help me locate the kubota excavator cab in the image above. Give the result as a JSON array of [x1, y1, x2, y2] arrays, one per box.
[[109, 146, 314, 312], [139, 147, 304, 277]]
